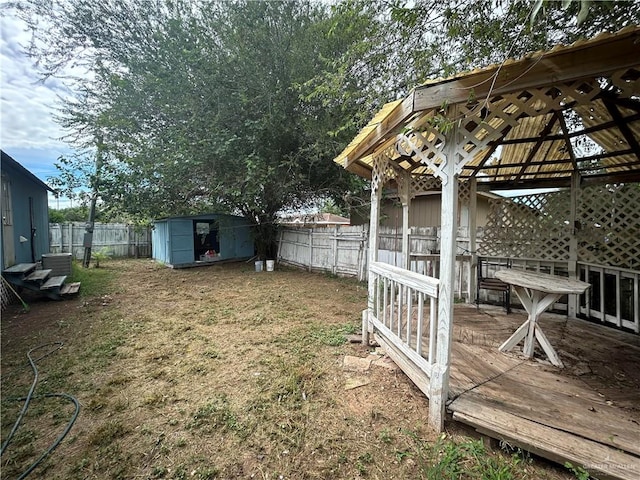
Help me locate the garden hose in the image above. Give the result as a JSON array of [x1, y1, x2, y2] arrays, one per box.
[[1, 342, 81, 479]]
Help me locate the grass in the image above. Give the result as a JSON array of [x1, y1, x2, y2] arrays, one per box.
[[67, 260, 115, 297], [1, 259, 580, 480]]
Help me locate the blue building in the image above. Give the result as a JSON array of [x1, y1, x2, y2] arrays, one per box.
[[152, 214, 255, 268], [1, 150, 53, 270]]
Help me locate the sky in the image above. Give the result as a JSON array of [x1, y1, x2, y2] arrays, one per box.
[[1, 12, 76, 208]]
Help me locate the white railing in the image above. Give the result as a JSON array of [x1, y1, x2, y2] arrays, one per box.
[[368, 262, 439, 377], [579, 262, 640, 333]]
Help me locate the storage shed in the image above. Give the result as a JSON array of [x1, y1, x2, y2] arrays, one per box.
[[1, 150, 53, 270], [152, 214, 254, 268]]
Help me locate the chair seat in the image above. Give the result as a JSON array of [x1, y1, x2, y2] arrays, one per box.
[[479, 278, 510, 291], [477, 257, 511, 313]]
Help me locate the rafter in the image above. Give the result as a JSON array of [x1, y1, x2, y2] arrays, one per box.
[[512, 113, 560, 182], [602, 97, 640, 164]]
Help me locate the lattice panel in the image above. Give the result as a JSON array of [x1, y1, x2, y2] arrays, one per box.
[[479, 191, 572, 260], [411, 175, 441, 197], [577, 184, 640, 270], [396, 129, 449, 182], [455, 77, 607, 170], [371, 153, 399, 192], [458, 181, 471, 205]]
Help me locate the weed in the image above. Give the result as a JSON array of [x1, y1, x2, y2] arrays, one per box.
[[151, 465, 168, 478], [195, 466, 219, 479], [172, 464, 188, 479], [88, 420, 129, 447], [91, 247, 113, 268], [308, 323, 357, 346], [187, 395, 247, 437], [379, 428, 394, 444], [202, 348, 220, 359], [565, 462, 591, 480]]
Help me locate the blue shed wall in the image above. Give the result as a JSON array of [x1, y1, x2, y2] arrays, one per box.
[[169, 218, 196, 265], [1, 157, 50, 269]]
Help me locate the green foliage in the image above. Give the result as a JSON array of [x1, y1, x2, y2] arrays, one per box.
[[49, 206, 91, 223], [564, 461, 591, 480], [403, 431, 533, 480], [309, 323, 357, 346], [91, 247, 112, 268], [12, 0, 638, 246]]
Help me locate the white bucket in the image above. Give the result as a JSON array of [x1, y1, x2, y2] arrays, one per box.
[[255, 260, 264, 272], [266, 260, 275, 272]]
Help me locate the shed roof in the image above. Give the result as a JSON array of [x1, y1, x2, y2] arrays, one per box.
[[1, 150, 55, 192], [334, 26, 640, 190]]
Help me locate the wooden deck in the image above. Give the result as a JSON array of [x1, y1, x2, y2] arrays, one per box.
[[444, 305, 640, 480]]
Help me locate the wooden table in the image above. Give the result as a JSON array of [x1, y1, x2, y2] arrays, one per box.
[[495, 270, 590, 367]]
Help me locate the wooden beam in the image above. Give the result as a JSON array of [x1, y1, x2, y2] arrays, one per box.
[[556, 112, 580, 172], [602, 98, 640, 163], [343, 96, 415, 170], [513, 114, 560, 182], [498, 112, 640, 146], [413, 28, 640, 113]]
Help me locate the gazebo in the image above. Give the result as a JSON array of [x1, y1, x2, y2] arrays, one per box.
[[334, 27, 640, 479]]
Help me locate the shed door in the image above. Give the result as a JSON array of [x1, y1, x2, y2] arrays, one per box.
[[194, 220, 220, 260], [1, 173, 15, 267]]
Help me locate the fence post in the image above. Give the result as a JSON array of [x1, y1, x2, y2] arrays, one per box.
[[308, 228, 313, 273]]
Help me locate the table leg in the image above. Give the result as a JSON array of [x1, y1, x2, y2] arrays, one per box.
[[500, 286, 564, 366], [534, 326, 564, 368], [499, 320, 530, 352]]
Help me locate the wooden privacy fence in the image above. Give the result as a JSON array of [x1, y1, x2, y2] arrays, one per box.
[[49, 223, 152, 259], [277, 225, 474, 300]]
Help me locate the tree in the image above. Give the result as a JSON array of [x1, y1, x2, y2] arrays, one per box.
[[310, 0, 640, 110], [12, 0, 366, 259]]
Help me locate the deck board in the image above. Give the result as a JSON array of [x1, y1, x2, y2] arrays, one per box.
[[451, 397, 640, 480], [403, 304, 640, 479]]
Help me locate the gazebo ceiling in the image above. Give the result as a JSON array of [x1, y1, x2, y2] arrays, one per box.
[[334, 26, 640, 190]]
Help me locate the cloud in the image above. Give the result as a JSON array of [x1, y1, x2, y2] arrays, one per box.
[[0, 13, 73, 152]]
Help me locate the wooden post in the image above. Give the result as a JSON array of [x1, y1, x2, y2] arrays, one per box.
[[400, 172, 411, 270], [568, 171, 580, 318], [469, 178, 477, 304], [308, 228, 313, 273], [333, 226, 338, 275], [365, 163, 383, 345], [428, 113, 459, 432]]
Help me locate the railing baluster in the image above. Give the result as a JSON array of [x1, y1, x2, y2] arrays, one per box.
[[416, 292, 424, 356], [407, 286, 413, 349], [383, 277, 389, 328], [397, 284, 403, 338], [429, 296, 437, 366]]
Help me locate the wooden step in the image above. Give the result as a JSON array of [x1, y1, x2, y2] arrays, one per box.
[[60, 282, 81, 295], [41, 275, 67, 290], [3, 263, 37, 275], [450, 397, 640, 480], [25, 269, 53, 282]]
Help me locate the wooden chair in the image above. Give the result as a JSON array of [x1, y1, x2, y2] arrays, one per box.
[[476, 257, 511, 313]]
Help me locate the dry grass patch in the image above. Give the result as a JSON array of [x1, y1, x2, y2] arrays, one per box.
[[1, 259, 577, 479]]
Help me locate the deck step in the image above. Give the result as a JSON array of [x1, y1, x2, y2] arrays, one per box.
[[60, 282, 81, 295], [3, 263, 37, 275], [450, 396, 640, 480], [41, 275, 67, 290], [25, 269, 53, 282]]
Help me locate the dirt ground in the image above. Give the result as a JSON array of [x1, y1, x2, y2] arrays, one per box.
[[1, 259, 575, 479]]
